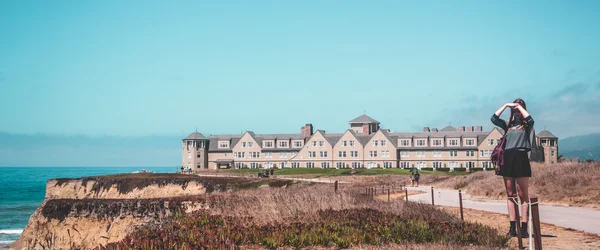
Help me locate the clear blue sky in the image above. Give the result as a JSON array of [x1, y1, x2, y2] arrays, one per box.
[[1, 1, 599, 138]]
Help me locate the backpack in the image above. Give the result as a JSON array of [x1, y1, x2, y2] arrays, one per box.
[[490, 132, 507, 175]]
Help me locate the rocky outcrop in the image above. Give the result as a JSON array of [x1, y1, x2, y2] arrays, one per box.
[[12, 174, 294, 250]]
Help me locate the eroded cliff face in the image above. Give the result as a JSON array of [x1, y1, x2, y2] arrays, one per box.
[[12, 174, 288, 250]]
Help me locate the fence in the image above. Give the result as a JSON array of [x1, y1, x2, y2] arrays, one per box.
[[346, 183, 543, 250]]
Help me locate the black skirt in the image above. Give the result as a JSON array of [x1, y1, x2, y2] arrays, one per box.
[[499, 150, 532, 178]]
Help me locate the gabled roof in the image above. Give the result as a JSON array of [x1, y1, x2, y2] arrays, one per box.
[[537, 130, 558, 138], [324, 133, 344, 146], [440, 125, 457, 132], [380, 129, 398, 147], [349, 114, 380, 124], [184, 131, 207, 140]]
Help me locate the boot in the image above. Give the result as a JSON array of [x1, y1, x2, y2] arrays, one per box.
[[520, 222, 529, 238], [507, 221, 517, 237]]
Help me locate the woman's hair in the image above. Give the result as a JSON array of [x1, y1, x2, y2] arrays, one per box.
[[508, 98, 527, 128]]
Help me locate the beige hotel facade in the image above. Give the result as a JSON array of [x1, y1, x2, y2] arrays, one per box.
[[182, 114, 559, 170]]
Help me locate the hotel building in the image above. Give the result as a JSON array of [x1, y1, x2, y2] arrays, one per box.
[[182, 114, 559, 170]]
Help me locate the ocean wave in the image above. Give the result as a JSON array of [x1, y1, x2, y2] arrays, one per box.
[[0, 240, 15, 247], [0, 229, 22, 235]]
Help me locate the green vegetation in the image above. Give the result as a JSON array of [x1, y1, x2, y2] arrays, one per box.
[[226, 168, 470, 177], [53, 173, 297, 194], [100, 208, 508, 249]]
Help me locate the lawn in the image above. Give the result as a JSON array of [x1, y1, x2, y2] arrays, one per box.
[[225, 168, 470, 177]]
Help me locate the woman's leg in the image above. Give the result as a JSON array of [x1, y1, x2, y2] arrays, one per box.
[[516, 177, 530, 223], [503, 177, 517, 221]]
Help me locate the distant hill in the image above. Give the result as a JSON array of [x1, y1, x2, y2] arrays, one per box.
[[0, 131, 184, 167], [559, 133, 600, 161]]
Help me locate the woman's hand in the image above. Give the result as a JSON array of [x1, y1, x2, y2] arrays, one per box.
[[505, 103, 519, 108]]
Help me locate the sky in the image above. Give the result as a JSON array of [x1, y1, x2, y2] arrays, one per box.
[[1, 0, 600, 139]]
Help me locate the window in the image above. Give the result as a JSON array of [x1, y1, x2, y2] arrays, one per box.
[[319, 141, 324, 147], [280, 152, 288, 158], [264, 141, 273, 148], [279, 141, 288, 148], [264, 162, 273, 169], [218, 141, 229, 148], [336, 162, 345, 169], [373, 140, 379, 146], [480, 150, 491, 157], [320, 151, 328, 158], [482, 161, 490, 168], [496, 139, 501, 145], [550, 140, 555, 146], [248, 142, 254, 148], [449, 139, 458, 146], [350, 151, 359, 158], [366, 162, 377, 168], [250, 163, 259, 169], [351, 162, 361, 168], [293, 141, 303, 148], [308, 151, 316, 158], [416, 162, 426, 169], [417, 151, 425, 157], [381, 140, 387, 146], [264, 152, 272, 158], [400, 151, 410, 158], [338, 151, 347, 157], [433, 151, 442, 157], [291, 152, 297, 157], [242, 142, 247, 148], [551, 150, 555, 157], [449, 151, 458, 157], [321, 162, 331, 168], [432, 139, 442, 146], [432, 162, 442, 168], [488, 139, 494, 146], [197, 153, 201, 158], [349, 140, 355, 146], [383, 162, 392, 168], [466, 151, 474, 157], [382, 150, 390, 158], [312, 141, 317, 147], [416, 140, 426, 146], [342, 141, 347, 146], [465, 139, 475, 146], [465, 161, 475, 168], [306, 162, 315, 168], [280, 162, 287, 168], [400, 162, 410, 168], [400, 140, 410, 146], [448, 162, 459, 168], [291, 162, 300, 168], [369, 151, 378, 158]]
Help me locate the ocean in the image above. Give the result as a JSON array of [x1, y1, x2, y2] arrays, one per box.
[[0, 166, 177, 248]]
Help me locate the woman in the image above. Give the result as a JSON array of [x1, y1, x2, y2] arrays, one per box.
[[491, 98, 535, 238]]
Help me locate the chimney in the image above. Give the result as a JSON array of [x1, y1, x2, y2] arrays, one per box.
[[458, 126, 465, 132], [423, 127, 430, 132], [475, 126, 483, 132], [301, 124, 313, 137], [466, 126, 473, 132], [432, 128, 438, 132], [362, 124, 369, 134]]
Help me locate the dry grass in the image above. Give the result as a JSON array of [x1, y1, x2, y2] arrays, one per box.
[[426, 162, 600, 208]]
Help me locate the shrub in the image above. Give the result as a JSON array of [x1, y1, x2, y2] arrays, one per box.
[[436, 168, 451, 172], [453, 168, 467, 172], [421, 168, 434, 171], [469, 168, 485, 173]]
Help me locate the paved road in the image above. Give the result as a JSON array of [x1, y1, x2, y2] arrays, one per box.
[[407, 186, 600, 235]]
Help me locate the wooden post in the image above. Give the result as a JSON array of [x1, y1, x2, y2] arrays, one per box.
[[431, 187, 435, 206], [458, 190, 464, 221], [334, 180, 339, 193], [531, 197, 543, 250], [388, 188, 390, 202], [405, 188, 408, 201]]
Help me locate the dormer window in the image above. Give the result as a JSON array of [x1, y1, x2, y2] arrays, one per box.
[[293, 141, 303, 148], [264, 141, 273, 148], [449, 139, 458, 146], [432, 139, 442, 146], [465, 139, 475, 146], [218, 141, 229, 148], [416, 139, 426, 146], [279, 141, 288, 148], [400, 140, 410, 146]]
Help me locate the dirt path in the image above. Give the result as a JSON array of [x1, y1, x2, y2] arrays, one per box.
[[441, 206, 600, 250]]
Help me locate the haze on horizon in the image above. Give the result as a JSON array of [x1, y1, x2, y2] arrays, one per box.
[[1, 1, 599, 139]]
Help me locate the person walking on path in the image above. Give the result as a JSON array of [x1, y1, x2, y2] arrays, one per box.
[[491, 98, 536, 238]]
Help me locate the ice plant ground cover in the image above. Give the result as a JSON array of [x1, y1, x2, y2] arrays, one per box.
[[100, 208, 508, 249]]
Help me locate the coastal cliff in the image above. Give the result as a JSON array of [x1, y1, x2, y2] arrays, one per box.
[[11, 174, 295, 250]]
